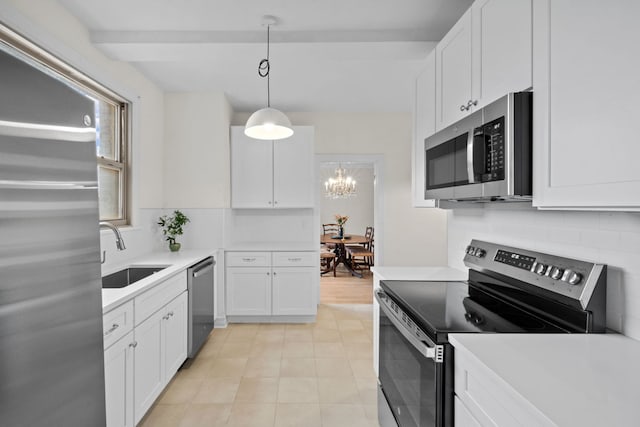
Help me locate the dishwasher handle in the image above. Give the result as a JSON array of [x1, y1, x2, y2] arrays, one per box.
[[192, 258, 215, 278]]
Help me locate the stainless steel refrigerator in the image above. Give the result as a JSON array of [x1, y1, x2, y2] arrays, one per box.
[[0, 46, 106, 425]]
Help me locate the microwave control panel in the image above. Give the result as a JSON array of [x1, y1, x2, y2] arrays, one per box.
[[474, 116, 505, 182]]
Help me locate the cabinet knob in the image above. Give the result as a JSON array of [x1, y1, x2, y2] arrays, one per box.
[[267, 272, 270, 275], [467, 99, 478, 109], [268, 201, 272, 205], [273, 271, 277, 276], [129, 341, 137, 348], [274, 201, 278, 205], [104, 323, 120, 336], [460, 104, 468, 111]]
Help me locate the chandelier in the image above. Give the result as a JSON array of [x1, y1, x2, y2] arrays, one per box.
[[324, 166, 357, 199]]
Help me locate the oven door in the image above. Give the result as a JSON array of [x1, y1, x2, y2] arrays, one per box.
[[376, 291, 452, 427]]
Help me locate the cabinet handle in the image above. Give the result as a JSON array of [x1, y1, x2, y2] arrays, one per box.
[[288, 257, 302, 262], [268, 201, 272, 205], [467, 99, 478, 109], [266, 272, 270, 276], [460, 104, 468, 111], [103, 323, 119, 336], [242, 257, 256, 262], [168, 311, 174, 317], [129, 341, 137, 348], [273, 271, 277, 276], [274, 201, 278, 205]]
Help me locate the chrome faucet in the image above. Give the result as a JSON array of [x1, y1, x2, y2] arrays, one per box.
[[99, 221, 126, 250]]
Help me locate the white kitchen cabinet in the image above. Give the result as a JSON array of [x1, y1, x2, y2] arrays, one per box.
[[225, 251, 317, 319], [435, 0, 532, 131], [435, 8, 473, 130], [532, 0, 640, 210], [104, 331, 134, 427], [230, 126, 315, 209], [453, 340, 554, 427], [134, 291, 188, 424], [412, 51, 437, 208]]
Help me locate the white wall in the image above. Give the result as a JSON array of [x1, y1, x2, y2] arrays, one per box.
[[233, 112, 449, 266], [164, 92, 232, 208], [320, 165, 374, 237], [447, 206, 640, 341]]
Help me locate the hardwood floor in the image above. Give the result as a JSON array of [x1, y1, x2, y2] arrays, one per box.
[[320, 265, 373, 304]]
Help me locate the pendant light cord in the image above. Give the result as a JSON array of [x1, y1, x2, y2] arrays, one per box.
[[258, 25, 271, 107]]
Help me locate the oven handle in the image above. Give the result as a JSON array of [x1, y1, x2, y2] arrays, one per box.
[[375, 291, 437, 360]]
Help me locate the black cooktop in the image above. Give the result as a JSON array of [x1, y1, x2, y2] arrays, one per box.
[[380, 280, 569, 343]]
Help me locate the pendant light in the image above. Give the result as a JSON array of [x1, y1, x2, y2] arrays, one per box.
[[245, 16, 294, 140]]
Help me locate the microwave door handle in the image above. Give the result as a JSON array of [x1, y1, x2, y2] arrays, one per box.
[[375, 291, 437, 359], [467, 130, 477, 184]]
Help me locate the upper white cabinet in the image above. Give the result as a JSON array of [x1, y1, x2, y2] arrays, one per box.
[[435, 8, 473, 130], [435, 0, 532, 131], [231, 126, 315, 209], [532, 0, 640, 210], [412, 51, 437, 208]]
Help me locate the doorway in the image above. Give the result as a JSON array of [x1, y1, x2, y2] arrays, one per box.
[[315, 154, 384, 304]]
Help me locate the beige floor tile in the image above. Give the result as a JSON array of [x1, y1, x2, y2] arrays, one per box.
[[140, 403, 186, 427], [258, 323, 286, 332], [244, 357, 282, 378], [208, 358, 248, 378], [227, 323, 260, 332], [192, 377, 240, 404], [362, 403, 378, 421], [218, 341, 253, 358], [314, 358, 353, 378], [274, 403, 322, 427], [314, 342, 347, 358], [254, 329, 285, 344], [341, 329, 373, 344], [280, 358, 317, 377], [313, 318, 339, 330], [355, 377, 378, 405], [349, 359, 376, 379], [226, 328, 259, 343], [250, 342, 284, 359], [284, 329, 313, 342], [195, 340, 224, 358], [179, 403, 231, 427], [235, 377, 279, 403], [337, 319, 365, 331], [317, 377, 360, 404], [277, 377, 319, 403], [178, 356, 216, 380], [159, 377, 203, 404], [285, 323, 314, 331], [320, 404, 371, 427], [208, 328, 230, 343], [226, 403, 276, 427], [312, 328, 342, 342], [344, 341, 374, 359], [281, 341, 315, 358]]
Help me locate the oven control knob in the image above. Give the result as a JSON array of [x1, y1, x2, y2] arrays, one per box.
[[564, 270, 582, 285], [534, 263, 548, 275], [466, 245, 475, 255], [474, 248, 486, 258], [549, 266, 564, 280]]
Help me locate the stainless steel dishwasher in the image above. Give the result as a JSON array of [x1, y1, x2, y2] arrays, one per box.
[[187, 256, 215, 358]]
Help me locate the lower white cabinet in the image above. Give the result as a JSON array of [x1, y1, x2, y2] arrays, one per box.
[[104, 331, 134, 427], [225, 251, 317, 318], [103, 272, 189, 427]]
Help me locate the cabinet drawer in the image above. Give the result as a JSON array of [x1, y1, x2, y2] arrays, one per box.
[[272, 251, 316, 267], [103, 300, 134, 350], [226, 252, 270, 267], [134, 272, 187, 326]]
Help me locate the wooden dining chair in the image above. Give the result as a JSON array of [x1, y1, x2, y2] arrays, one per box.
[[346, 227, 374, 275], [320, 247, 337, 277], [321, 223, 340, 250]]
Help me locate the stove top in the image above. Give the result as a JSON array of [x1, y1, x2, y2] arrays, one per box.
[[379, 280, 570, 343]]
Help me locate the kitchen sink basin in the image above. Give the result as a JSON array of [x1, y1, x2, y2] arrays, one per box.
[[102, 266, 168, 289]]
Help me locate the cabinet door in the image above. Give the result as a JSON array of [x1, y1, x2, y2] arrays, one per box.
[[133, 311, 164, 425], [413, 51, 437, 208], [533, 0, 640, 209], [472, 0, 532, 109], [226, 267, 272, 315], [104, 331, 134, 427], [273, 126, 315, 208], [230, 126, 273, 208], [436, 8, 473, 130], [163, 292, 188, 380], [272, 267, 317, 316]]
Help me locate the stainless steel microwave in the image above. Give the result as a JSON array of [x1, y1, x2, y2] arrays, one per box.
[[425, 92, 532, 202]]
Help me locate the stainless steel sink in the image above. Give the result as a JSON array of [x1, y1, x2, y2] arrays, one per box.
[[102, 266, 168, 288]]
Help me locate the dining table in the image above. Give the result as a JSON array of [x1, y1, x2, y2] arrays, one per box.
[[320, 233, 370, 278]]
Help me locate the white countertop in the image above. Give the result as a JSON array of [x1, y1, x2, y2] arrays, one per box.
[[101, 249, 215, 313], [450, 333, 640, 427], [371, 266, 468, 282], [224, 243, 317, 251]]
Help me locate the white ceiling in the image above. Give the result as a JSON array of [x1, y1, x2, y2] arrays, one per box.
[[58, 0, 473, 113]]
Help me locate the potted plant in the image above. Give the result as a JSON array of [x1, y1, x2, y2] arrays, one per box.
[[158, 210, 190, 252]]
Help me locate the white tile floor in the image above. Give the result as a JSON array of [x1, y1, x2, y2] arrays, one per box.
[[140, 304, 379, 427]]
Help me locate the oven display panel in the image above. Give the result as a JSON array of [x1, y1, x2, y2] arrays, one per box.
[[495, 250, 536, 271]]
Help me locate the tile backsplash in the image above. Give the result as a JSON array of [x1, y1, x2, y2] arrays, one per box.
[[447, 206, 640, 341]]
